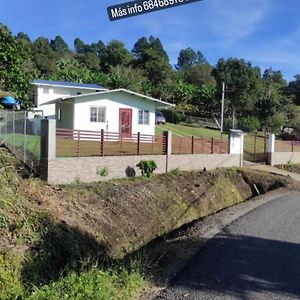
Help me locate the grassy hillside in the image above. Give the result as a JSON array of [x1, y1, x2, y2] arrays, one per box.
[[0, 148, 146, 300], [156, 123, 226, 139], [0, 147, 295, 299]]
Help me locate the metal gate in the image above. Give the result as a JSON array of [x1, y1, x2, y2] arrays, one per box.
[[244, 133, 267, 163]]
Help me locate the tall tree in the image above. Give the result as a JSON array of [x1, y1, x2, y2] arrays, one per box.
[[32, 37, 56, 77], [50, 35, 71, 54], [100, 40, 132, 72], [176, 48, 206, 70], [212, 58, 263, 127], [176, 47, 214, 87], [74, 38, 88, 54], [132, 36, 172, 97], [0, 24, 30, 102], [286, 74, 300, 105]]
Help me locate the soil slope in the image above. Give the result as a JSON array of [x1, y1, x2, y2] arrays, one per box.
[[0, 148, 294, 262]]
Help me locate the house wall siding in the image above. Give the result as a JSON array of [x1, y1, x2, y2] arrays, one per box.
[[56, 102, 74, 129], [73, 92, 156, 135], [34, 85, 99, 118], [43, 154, 240, 184]]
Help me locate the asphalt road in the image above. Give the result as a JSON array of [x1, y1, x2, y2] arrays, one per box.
[[155, 192, 300, 300]]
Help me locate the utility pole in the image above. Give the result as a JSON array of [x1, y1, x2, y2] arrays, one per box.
[[221, 82, 225, 133]]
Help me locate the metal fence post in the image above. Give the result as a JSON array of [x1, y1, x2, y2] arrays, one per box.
[[76, 130, 80, 157], [211, 137, 214, 154], [40, 119, 56, 181], [12, 109, 15, 152], [163, 131, 172, 173], [137, 132, 140, 155], [254, 134, 257, 162], [0, 110, 2, 142], [5, 110, 7, 137], [191, 136, 195, 154], [24, 111, 27, 163], [100, 129, 104, 156]]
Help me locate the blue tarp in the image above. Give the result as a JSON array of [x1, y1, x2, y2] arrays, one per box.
[[1, 96, 22, 106]]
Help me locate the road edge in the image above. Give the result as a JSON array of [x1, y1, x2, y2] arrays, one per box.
[[140, 188, 298, 300]]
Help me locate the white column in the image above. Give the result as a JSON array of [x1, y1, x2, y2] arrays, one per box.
[[229, 131, 244, 155], [229, 130, 244, 167], [267, 134, 275, 166], [163, 130, 172, 156], [268, 134, 275, 153]]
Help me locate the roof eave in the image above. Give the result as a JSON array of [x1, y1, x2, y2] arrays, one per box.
[[31, 82, 106, 91]]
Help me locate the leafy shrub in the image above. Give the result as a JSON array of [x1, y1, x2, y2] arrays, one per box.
[[170, 168, 181, 176], [28, 268, 145, 300], [0, 255, 24, 299], [238, 116, 261, 132], [136, 160, 157, 177], [97, 166, 109, 177], [158, 109, 186, 124]]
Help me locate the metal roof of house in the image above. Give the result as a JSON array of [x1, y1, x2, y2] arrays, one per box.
[[43, 88, 174, 107], [31, 79, 106, 90]]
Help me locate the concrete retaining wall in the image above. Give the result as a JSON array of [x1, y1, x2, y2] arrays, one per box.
[[269, 152, 300, 166], [44, 154, 241, 184]]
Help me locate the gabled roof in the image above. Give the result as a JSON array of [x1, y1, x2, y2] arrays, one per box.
[[43, 88, 174, 107], [31, 79, 106, 90]]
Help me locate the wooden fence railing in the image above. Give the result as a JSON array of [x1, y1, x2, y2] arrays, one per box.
[[172, 136, 229, 155], [56, 128, 229, 157], [56, 129, 167, 157]]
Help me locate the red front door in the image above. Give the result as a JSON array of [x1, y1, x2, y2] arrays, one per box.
[[119, 108, 132, 137]]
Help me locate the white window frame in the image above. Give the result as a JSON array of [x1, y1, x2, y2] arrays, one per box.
[[90, 106, 106, 123], [138, 110, 150, 125]]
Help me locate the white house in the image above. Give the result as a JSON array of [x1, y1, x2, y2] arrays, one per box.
[[31, 80, 107, 118], [44, 88, 172, 136]]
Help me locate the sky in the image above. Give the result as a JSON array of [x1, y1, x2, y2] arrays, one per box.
[[1, 0, 300, 81]]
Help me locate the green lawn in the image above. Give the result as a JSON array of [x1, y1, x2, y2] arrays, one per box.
[[156, 123, 226, 139], [1, 133, 40, 161]]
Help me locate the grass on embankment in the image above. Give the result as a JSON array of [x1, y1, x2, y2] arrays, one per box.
[[156, 123, 226, 139], [0, 147, 295, 299], [275, 162, 300, 174], [0, 148, 146, 300]]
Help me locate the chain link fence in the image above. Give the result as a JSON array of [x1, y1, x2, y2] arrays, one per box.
[[0, 110, 43, 171]]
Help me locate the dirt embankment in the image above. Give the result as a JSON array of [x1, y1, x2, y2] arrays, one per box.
[[17, 163, 294, 260]]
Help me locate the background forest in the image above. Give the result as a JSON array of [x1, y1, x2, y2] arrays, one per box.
[[1, 23, 300, 133]]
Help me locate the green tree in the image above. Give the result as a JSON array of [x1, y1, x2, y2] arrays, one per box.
[[196, 83, 218, 115], [106, 65, 150, 93], [286, 74, 300, 105], [32, 37, 56, 77], [100, 40, 132, 72], [50, 35, 70, 54], [176, 48, 206, 70], [132, 36, 172, 91], [0, 24, 31, 103], [213, 58, 263, 128], [50, 58, 101, 83]]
